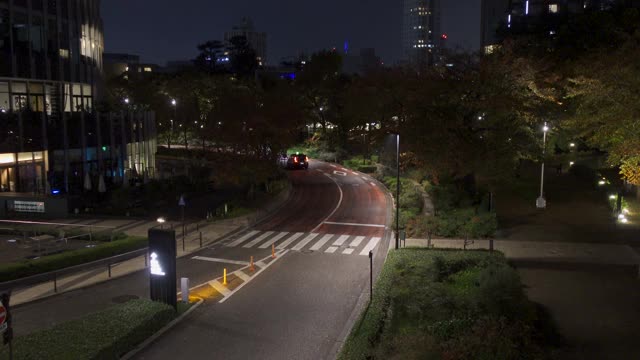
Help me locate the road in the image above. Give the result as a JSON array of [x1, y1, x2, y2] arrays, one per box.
[[134, 160, 391, 360], [11, 160, 391, 360]]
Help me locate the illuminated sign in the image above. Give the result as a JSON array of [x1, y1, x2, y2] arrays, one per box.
[[149, 252, 166, 276], [13, 201, 45, 213]]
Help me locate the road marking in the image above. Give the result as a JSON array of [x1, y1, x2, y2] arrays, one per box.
[[330, 164, 337, 168], [323, 221, 385, 228], [351, 171, 359, 176], [234, 270, 251, 282], [312, 174, 344, 233], [192, 256, 250, 266], [243, 231, 274, 248], [226, 230, 259, 247], [333, 234, 350, 246], [333, 170, 347, 176], [255, 260, 268, 268], [359, 237, 381, 255], [310, 234, 334, 251], [325, 246, 338, 253], [370, 182, 377, 187], [277, 232, 304, 249], [219, 250, 289, 304], [349, 236, 366, 247], [209, 280, 231, 297], [292, 233, 319, 251], [361, 176, 367, 181], [342, 248, 354, 255], [258, 232, 289, 249]]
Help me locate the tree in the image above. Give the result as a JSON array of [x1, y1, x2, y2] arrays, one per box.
[[195, 40, 226, 74], [227, 36, 259, 78]]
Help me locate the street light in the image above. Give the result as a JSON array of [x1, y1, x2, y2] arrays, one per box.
[[124, 98, 130, 105], [157, 217, 166, 229], [536, 122, 549, 209], [395, 133, 400, 250]]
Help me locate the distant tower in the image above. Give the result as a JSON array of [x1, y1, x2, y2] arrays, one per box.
[[224, 17, 268, 65], [402, 0, 441, 66]]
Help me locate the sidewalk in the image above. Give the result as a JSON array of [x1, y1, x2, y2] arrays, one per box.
[[9, 217, 248, 306]]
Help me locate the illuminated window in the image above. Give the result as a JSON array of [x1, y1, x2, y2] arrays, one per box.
[[59, 49, 69, 58], [144, 67, 152, 72], [549, 4, 558, 13]]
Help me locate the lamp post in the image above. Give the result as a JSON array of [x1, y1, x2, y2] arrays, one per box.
[[170, 99, 177, 149], [536, 123, 549, 209], [395, 133, 400, 250]]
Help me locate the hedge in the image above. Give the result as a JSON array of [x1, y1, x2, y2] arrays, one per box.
[[339, 249, 557, 360], [0, 299, 177, 360], [0, 236, 148, 282]]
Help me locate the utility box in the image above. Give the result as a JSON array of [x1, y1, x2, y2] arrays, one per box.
[[148, 228, 177, 310]]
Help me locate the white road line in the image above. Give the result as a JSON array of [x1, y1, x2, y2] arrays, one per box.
[[292, 233, 319, 251], [342, 248, 354, 255], [323, 221, 385, 228], [277, 232, 304, 249], [219, 250, 290, 303], [325, 246, 338, 253], [333, 234, 350, 246], [243, 231, 275, 248], [226, 230, 259, 247], [255, 260, 268, 268], [312, 173, 344, 233], [370, 182, 376, 187], [351, 172, 359, 176], [330, 164, 337, 168], [234, 270, 251, 282], [361, 176, 367, 181], [209, 280, 231, 297], [333, 170, 347, 176], [258, 232, 289, 249], [310, 234, 334, 251], [192, 256, 250, 266], [349, 236, 365, 247], [359, 237, 381, 256]]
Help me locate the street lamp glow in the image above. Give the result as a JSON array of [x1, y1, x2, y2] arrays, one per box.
[[609, 195, 616, 200], [157, 217, 166, 224], [621, 218, 629, 224], [171, 99, 177, 106], [598, 180, 605, 186], [570, 143, 575, 147], [570, 161, 575, 166], [542, 125, 549, 132], [124, 98, 130, 104]]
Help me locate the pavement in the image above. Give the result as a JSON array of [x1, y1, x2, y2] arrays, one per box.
[[9, 160, 392, 360]]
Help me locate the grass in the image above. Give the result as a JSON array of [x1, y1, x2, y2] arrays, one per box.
[[0, 236, 148, 282], [0, 299, 186, 360], [339, 249, 559, 360]]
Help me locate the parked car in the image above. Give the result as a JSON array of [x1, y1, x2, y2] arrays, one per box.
[[286, 153, 309, 170]]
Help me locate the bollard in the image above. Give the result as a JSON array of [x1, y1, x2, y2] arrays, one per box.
[[181, 277, 190, 303], [250, 256, 255, 272], [199, 232, 203, 248], [490, 239, 494, 252], [108, 263, 112, 278], [223, 268, 228, 285], [272, 244, 276, 259], [53, 272, 58, 293]]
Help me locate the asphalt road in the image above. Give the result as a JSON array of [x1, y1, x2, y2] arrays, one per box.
[[134, 160, 391, 360], [10, 160, 391, 359]]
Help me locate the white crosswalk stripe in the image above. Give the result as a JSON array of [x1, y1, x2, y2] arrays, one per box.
[[226, 230, 260, 247], [243, 231, 275, 248], [292, 233, 319, 251], [221, 230, 382, 256], [359, 237, 381, 256], [259, 232, 289, 249], [277, 232, 304, 249], [310, 234, 334, 251]]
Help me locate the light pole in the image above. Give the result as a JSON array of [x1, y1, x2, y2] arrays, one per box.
[[170, 99, 176, 149], [395, 133, 400, 250], [536, 122, 549, 209]]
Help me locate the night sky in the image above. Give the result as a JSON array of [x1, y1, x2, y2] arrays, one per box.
[[101, 0, 478, 67]]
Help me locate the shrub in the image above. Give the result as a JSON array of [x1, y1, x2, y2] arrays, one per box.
[[0, 236, 148, 282], [0, 299, 176, 360], [357, 165, 376, 173]]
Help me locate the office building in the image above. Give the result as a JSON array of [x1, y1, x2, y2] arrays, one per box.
[[103, 53, 159, 80], [224, 17, 267, 66], [402, 0, 441, 66], [0, 0, 156, 198]]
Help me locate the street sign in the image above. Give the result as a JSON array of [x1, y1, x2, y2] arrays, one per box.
[[148, 229, 177, 310], [178, 195, 186, 207]]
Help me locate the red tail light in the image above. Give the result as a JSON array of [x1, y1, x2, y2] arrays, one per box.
[[294, 157, 298, 163]]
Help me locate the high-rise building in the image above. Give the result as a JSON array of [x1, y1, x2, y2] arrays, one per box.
[[0, 0, 156, 199], [224, 17, 267, 66], [402, 0, 441, 66]]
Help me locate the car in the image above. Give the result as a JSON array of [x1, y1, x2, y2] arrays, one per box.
[[286, 153, 309, 170]]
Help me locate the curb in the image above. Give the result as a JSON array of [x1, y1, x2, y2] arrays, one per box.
[[120, 297, 204, 360]]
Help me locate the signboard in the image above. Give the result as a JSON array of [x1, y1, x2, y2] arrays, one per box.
[[148, 229, 177, 310], [0, 292, 12, 345], [12, 200, 45, 213]]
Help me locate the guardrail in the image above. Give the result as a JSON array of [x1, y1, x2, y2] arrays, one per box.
[[0, 247, 149, 294]]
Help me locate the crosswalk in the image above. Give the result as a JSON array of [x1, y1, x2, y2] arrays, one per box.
[[224, 230, 382, 256]]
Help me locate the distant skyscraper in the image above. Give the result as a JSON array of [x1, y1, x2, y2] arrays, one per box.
[[224, 18, 267, 66], [402, 0, 441, 66]]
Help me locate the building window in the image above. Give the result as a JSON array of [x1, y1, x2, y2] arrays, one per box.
[[549, 4, 558, 13], [143, 67, 152, 72]]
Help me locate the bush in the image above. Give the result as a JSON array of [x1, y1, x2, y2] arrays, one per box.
[[430, 208, 497, 239], [0, 299, 177, 360], [0, 236, 148, 282], [357, 165, 376, 173]]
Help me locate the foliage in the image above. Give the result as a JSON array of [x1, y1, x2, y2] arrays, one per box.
[[0, 236, 148, 282], [0, 299, 178, 360], [339, 249, 557, 360]]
